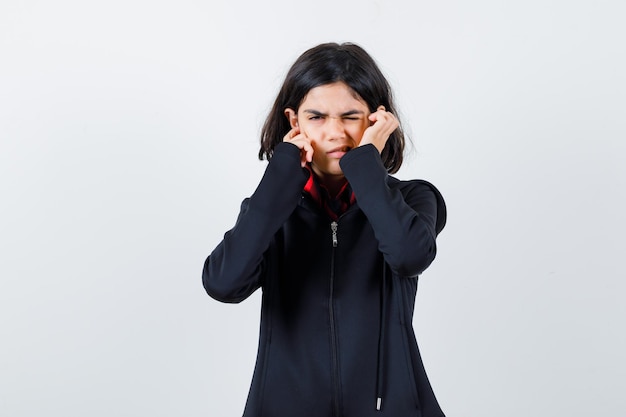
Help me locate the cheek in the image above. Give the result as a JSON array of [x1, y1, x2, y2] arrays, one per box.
[[300, 122, 321, 139], [348, 124, 368, 141]]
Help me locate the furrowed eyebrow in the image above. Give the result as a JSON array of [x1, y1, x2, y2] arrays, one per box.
[[340, 110, 365, 117], [302, 109, 365, 117], [303, 109, 327, 117]]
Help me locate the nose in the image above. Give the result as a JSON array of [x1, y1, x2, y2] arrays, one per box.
[[324, 117, 345, 140]]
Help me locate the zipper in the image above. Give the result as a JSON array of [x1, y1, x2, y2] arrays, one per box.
[[329, 221, 340, 416]]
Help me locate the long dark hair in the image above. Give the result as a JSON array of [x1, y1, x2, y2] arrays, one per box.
[[259, 42, 406, 174]]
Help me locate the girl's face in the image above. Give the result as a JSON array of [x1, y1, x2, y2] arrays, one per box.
[[285, 82, 371, 182]]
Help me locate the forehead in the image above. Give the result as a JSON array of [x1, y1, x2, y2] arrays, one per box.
[[299, 82, 367, 111]]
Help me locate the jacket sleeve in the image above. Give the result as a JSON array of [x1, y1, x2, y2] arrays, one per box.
[[339, 144, 447, 277], [202, 143, 309, 303]]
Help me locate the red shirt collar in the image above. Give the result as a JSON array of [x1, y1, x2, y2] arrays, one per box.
[[303, 166, 356, 220]]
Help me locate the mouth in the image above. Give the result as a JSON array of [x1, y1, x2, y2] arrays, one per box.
[[327, 146, 352, 156]]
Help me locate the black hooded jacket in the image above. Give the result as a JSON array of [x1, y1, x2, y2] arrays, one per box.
[[203, 143, 447, 417]]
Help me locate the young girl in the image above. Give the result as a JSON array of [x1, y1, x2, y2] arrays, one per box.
[[203, 42, 447, 417]]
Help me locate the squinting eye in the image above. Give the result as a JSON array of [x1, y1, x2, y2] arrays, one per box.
[[309, 116, 323, 120]]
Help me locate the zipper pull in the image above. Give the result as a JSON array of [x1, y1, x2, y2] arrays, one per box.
[[331, 221, 338, 247]]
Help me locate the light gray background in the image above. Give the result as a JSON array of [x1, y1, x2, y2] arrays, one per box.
[[1, 0, 624, 416]]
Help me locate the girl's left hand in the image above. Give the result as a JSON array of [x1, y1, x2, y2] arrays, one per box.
[[358, 106, 399, 153]]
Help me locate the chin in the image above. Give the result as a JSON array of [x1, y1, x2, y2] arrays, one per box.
[[328, 164, 344, 176]]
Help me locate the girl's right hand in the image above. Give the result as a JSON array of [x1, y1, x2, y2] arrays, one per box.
[[283, 127, 314, 167]]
